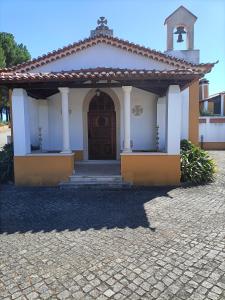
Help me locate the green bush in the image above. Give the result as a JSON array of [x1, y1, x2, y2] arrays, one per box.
[[180, 140, 216, 184], [0, 143, 14, 183]]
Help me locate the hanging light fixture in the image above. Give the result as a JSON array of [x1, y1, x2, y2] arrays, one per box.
[[96, 89, 101, 97]]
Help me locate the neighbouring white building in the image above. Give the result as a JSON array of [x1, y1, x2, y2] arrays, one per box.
[[0, 6, 215, 186], [199, 79, 225, 150]]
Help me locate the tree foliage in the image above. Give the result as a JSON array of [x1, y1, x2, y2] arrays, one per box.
[[0, 46, 6, 67], [0, 32, 31, 68], [0, 33, 31, 122]]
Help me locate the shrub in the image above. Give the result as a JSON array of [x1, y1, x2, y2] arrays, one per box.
[[180, 140, 216, 184], [0, 143, 14, 183]]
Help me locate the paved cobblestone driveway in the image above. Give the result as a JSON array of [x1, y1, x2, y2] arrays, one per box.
[[0, 151, 225, 300]]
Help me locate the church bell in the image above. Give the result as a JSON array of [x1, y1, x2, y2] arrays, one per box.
[[174, 26, 186, 43]]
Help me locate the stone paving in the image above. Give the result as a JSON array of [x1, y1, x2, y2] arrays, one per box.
[[0, 151, 225, 299]]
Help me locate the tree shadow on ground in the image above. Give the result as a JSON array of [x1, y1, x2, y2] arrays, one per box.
[[0, 186, 174, 234]]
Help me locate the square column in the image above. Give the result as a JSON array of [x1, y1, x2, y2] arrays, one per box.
[[12, 88, 31, 155], [157, 96, 167, 151], [122, 86, 132, 152], [166, 85, 182, 154], [59, 87, 71, 153]]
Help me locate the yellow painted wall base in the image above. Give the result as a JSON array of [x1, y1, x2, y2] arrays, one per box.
[[14, 154, 74, 186], [201, 142, 225, 150], [121, 154, 180, 186]]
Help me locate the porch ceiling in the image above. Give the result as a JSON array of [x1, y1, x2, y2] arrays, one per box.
[[0, 67, 204, 98]]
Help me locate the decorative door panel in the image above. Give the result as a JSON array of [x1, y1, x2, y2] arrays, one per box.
[[88, 92, 116, 160]]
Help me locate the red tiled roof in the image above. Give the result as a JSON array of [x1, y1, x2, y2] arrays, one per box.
[[0, 68, 204, 83], [1, 35, 215, 74]]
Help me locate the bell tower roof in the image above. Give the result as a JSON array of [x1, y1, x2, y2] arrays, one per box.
[[90, 17, 113, 38], [164, 5, 197, 25]]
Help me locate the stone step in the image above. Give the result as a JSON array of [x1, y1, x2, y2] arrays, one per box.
[[69, 175, 122, 183], [75, 160, 120, 165], [59, 181, 131, 189], [59, 175, 131, 189]]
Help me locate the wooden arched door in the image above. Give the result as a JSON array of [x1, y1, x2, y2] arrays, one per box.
[[88, 92, 116, 160]]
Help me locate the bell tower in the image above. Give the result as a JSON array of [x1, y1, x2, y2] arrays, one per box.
[[164, 6, 200, 63]]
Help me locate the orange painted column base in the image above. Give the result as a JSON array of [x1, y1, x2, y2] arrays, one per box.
[[121, 154, 180, 186], [14, 154, 74, 186], [74, 150, 83, 161]]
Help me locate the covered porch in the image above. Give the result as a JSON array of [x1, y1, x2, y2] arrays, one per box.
[[2, 68, 201, 186]]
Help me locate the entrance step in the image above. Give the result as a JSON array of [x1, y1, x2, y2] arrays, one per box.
[[59, 175, 131, 189], [76, 160, 120, 165], [73, 162, 120, 176], [70, 175, 122, 182]]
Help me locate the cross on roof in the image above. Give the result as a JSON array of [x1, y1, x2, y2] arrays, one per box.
[[90, 17, 113, 37], [97, 17, 107, 27]]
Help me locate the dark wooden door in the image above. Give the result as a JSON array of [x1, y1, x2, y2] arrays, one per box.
[[88, 92, 116, 160]]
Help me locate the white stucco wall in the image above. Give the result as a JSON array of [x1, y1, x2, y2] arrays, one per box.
[[130, 88, 157, 150], [38, 100, 49, 150], [28, 97, 39, 146], [112, 87, 157, 150], [28, 87, 157, 154], [47, 89, 90, 151], [199, 118, 225, 142], [32, 44, 174, 73]]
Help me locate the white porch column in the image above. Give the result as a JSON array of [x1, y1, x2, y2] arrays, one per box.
[[38, 100, 49, 151], [157, 96, 167, 151], [59, 87, 71, 153], [12, 88, 31, 155], [203, 100, 208, 112], [221, 95, 224, 116], [166, 85, 182, 154], [122, 86, 132, 152]]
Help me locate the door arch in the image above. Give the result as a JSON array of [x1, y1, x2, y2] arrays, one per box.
[[88, 91, 116, 160]]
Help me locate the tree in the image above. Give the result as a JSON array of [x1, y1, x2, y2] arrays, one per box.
[[0, 33, 31, 67], [0, 33, 31, 122], [0, 46, 6, 68]]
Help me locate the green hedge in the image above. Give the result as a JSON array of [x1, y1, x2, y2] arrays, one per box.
[[180, 140, 216, 184]]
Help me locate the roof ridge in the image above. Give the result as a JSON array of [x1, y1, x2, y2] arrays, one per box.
[[2, 35, 215, 73]]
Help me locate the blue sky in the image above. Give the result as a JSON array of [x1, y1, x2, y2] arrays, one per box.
[[0, 0, 224, 95]]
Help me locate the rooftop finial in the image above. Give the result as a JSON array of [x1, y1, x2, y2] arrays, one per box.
[[90, 17, 113, 37], [97, 17, 108, 28]]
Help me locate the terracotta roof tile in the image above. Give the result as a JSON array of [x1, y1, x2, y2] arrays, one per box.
[[0, 35, 216, 74], [0, 68, 203, 83]]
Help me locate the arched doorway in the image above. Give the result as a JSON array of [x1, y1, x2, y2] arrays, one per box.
[[88, 91, 116, 160]]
